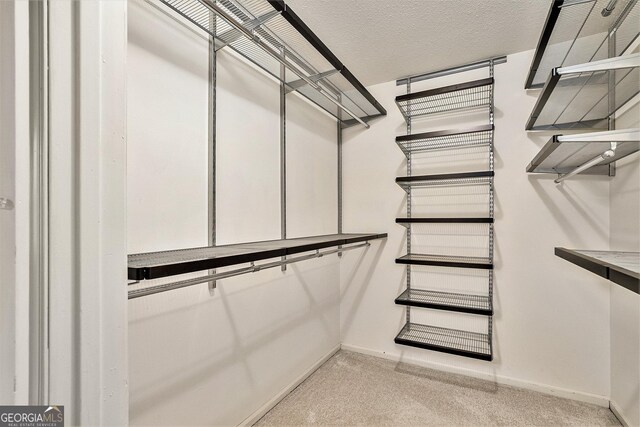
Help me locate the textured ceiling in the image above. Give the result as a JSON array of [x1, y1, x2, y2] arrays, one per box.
[[285, 0, 552, 86]]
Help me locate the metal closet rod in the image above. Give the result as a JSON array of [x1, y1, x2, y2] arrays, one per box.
[[198, 0, 370, 129], [128, 241, 371, 299], [555, 143, 617, 183]]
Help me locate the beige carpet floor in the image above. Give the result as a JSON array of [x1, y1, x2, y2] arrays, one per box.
[[255, 350, 619, 426]]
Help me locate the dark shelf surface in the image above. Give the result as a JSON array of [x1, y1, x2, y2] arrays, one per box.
[[396, 217, 493, 226], [395, 322, 492, 361], [527, 131, 640, 174], [526, 64, 639, 131], [129, 233, 387, 281], [396, 171, 494, 192], [395, 78, 493, 120], [396, 253, 493, 270], [526, 0, 638, 89], [159, 0, 386, 124], [555, 248, 639, 294], [395, 288, 492, 315], [395, 125, 494, 157]]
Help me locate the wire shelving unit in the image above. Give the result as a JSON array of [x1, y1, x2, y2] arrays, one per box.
[[392, 61, 497, 361]]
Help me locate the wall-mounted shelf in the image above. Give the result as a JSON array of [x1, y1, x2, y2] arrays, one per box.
[[527, 129, 640, 179], [526, 0, 639, 89], [129, 233, 387, 280], [395, 322, 492, 361], [395, 288, 493, 316], [555, 248, 639, 294], [395, 125, 494, 157], [396, 217, 493, 226], [159, 0, 386, 127], [525, 54, 640, 131], [396, 254, 493, 270], [395, 171, 494, 192], [395, 78, 493, 121]]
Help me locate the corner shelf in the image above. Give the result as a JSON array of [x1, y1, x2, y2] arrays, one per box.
[[129, 233, 387, 280], [395, 288, 493, 315], [396, 171, 494, 192], [525, 55, 640, 131], [526, 0, 639, 89], [527, 129, 640, 176], [395, 322, 492, 361], [396, 253, 493, 270], [396, 217, 493, 226], [395, 78, 493, 121], [159, 0, 386, 126], [555, 248, 639, 294], [395, 125, 494, 157]]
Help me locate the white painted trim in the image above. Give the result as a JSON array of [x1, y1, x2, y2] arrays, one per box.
[[610, 400, 631, 427], [239, 345, 341, 426], [341, 344, 610, 408]]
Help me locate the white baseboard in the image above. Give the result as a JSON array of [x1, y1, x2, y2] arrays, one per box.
[[610, 400, 631, 427], [341, 343, 610, 408], [239, 345, 341, 426]]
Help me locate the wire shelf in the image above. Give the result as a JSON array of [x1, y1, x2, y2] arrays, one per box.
[[396, 217, 493, 226], [128, 233, 386, 280], [396, 171, 494, 192], [395, 322, 492, 361], [395, 288, 492, 315], [527, 129, 640, 175], [526, 0, 639, 89], [158, 0, 386, 124], [396, 253, 493, 270], [395, 78, 493, 120], [395, 125, 494, 157], [526, 58, 639, 130]]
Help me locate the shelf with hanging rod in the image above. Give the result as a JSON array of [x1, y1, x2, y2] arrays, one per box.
[[526, 129, 640, 180], [525, 0, 639, 89], [128, 233, 387, 281], [525, 54, 640, 131], [159, 0, 386, 128]]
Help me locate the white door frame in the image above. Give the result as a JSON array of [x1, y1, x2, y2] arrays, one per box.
[[46, 1, 129, 424]]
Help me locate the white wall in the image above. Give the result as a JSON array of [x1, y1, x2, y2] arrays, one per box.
[[609, 101, 640, 426], [127, 1, 343, 425], [341, 49, 613, 404]]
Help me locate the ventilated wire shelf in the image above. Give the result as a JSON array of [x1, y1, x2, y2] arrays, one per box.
[[395, 322, 492, 361], [395, 78, 493, 120], [395, 288, 492, 315], [527, 129, 640, 174], [158, 0, 385, 124], [526, 58, 639, 130], [526, 0, 639, 89], [396, 171, 494, 192], [395, 125, 494, 157], [396, 253, 493, 270], [396, 217, 494, 226]]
